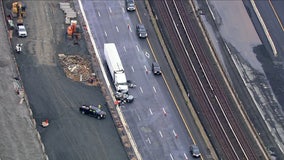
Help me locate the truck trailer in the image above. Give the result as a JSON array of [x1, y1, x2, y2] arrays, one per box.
[[104, 43, 128, 93]]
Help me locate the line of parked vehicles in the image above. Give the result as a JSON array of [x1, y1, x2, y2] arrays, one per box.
[[6, 2, 28, 54]]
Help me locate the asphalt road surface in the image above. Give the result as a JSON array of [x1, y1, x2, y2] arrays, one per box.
[[3, 0, 128, 159], [80, 0, 211, 159]]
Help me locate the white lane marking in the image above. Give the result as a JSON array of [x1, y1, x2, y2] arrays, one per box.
[[104, 31, 107, 37], [136, 45, 139, 51], [109, 7, 112, 13], [149, 108, 153, 115], [131, 66, 134, 72], [127, 24, 132, 32], [159, 130, 163, 138], [123, 46, 126, 52], [173, 130, 177, 137], [140, 87, 143, 93], [225, 42, 232, 55], [163, 107, 166, 115], [170, 153, 174, 160], [147, 137, 151, 144], [184, 153, 188, 160], [144, 65, 148, 72], [153, 86, 156, 93], [116, 26, 119, 32], [206, 0, 215, 20], [122, 7, 125, 13], [137, 114, 141, 121], [145, 51, 150, 58], [98, 11, 101, 17]]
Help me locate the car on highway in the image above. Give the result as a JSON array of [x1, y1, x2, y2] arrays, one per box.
[[152, 62, 161, 75], [79, 105, 106, 119], [17, 25, 27, 37], [136, 24, 147, 38], [126, 0, 136, 11], [114, 92, 134, 103], [190, 144, 201, 158]]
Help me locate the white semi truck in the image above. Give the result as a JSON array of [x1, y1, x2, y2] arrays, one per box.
[[104, 43, 128, 93]]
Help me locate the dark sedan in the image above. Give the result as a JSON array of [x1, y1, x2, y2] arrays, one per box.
[[136, 24, 147, 38], [152, 62, 161, 75], [79, 105, 106, 120], [190, 145, 201, 158]]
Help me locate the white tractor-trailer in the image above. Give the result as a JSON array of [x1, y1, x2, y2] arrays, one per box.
[[104, 43, 128, 93]]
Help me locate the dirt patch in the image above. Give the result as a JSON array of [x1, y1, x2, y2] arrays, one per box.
[[58, 54, 99, 86]]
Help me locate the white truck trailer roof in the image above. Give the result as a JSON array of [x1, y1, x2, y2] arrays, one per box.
[[104, 43, 128, 92]]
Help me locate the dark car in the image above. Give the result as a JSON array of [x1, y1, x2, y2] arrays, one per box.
[[79, 105, 106, 120], [136, 24, 147, 38], [190, 145, 201, 158], [152, 62, 161, 75], [114, 92, 134, 103], [126, 0, 135, 11]]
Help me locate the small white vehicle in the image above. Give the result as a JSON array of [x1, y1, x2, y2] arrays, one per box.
[[18, 25, 27, 37], [15, 43, 23, 54]]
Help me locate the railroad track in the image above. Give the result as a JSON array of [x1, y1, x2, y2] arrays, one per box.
[[151, 0, 261, 159]]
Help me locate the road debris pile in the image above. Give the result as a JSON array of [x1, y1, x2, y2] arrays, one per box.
[[58, 54, 99, 86]]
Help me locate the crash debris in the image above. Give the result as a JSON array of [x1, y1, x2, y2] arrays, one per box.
[[58, 54, 99, 86]]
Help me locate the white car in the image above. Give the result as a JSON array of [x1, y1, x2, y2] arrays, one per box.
[[126, 0, 135, 11], [18, 25, 27, 37]]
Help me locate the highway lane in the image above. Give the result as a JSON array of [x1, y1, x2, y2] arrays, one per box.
[[7, 0, 128, 159], [136, 1, 214, 159], [253, 0, 284, 59], [80, 0, 210, 159]]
